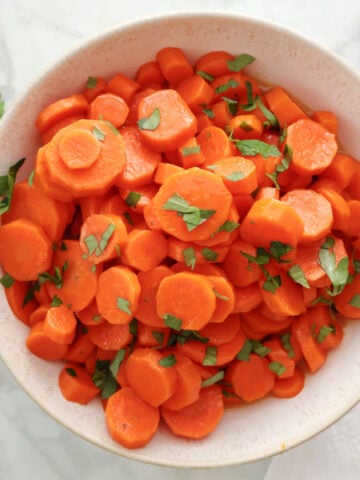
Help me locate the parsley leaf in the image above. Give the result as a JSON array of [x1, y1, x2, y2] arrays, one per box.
[[350, 294, 360, 308], [213, 289, 229, 301], [125, 191, 142, 207], [265, 144, 292, 189], [182, 246, 197, 269], [317, 324, 336, 343], [181, 145, 201, 157], [162, 193, 216, 232], [92, 359, 118, 399], [227, 53, 255, 72], [280, 332, 295, 358], [86, 76, 98, 89], [203, 346, 218, 366], [288, 264, 310, 288], [0, 274, 14, 288], [236, 339, 253, 361], [66, 367, 77, 377], [92, 125, 105, 141], [196, 70, 215, 82], [215, 78, 239, 95], [201, 248, 219, 262], [109, 349, 126, 378], [159, 353, 177, 368], [137, 107, 161, 130], [0, 158, 25, 215], [234, 139, 281, 158], [318, 241, 349, 296], [51, 295, 63, 307], [216, 220, 240, 234], [222, 96, 238, 116], [226, 171, 245, 182], [268, 361, 286, 376], [116, 297, 132, 315], [255, 96, 279, 129], [201, 370, 225, 387], [163, 313, 182, 331]]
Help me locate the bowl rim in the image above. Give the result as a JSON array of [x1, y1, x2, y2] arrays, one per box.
[[0, 9, 360, 468]]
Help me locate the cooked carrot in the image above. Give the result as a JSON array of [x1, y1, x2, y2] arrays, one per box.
[[302, 306, 344, 351], [29, 303, 51, 326], [156, 271, 216, 330], [0, 219, 53, 281], [136, 322, 171, 349], [311, 187, 351, 232], [342, 200, 360, 238], [2, 181, 69, 241], [196, 125, 235, 165], [58, 127, 102, 170], [291, 315, 327, 373], [121, 228, 168, 272], [199, 313, 240, 345], [63, 329, 96, 363], [211, 100, 235, 129], [240, 198, 304, 248], [228, 114, 263, 140], [43, 304, 77, 345], [254, 187, 280, 201], [154, 162, 184, 184], [167, 237, 229, 266], [96, 265, 140, 324], [79, 213, 127, 264], [83, 75, 107, 103], [345, 160, 360, 200], [125, 88, 156, 126], [120, 183, 158, 214], [161, 384, 224, 439], [77, 300, 104, 326], [177, 136, 205, 169], [196, 111, 214, 130], [105, 386, 160, 448], [271, 367, 305, 398], [194, 201, 240, 247], [195, 50, 234, 77], [232, 283, 262, 314], [241, 307, 292, 339], [116, 125, 161, 189], [286, 118, 338, 175], [211, 73, 260, 102], [162, 354, 202, 411], [4, 280, 38, 325], [135, 60, 165, 87], [58, 362, 100, 404], [78, 192, 111, 221], [137, 89, 197, 152], [134, 265, 173, 328], [107, 72, 140, 104], [225, 354, 275, 402], [45, 119, 126, 197], [100, 193, 143, 228], [334, 273, 360, 319], [88, 93, 129, 128], [281, 189, 333, 242], [125, 347, 177, 407], [156, 47, 193, 85], [263, 337, 295, 378], [26, 320, 68, 361], [35, 93, 89, 134], [87, 320, 132, 350], [41, 113, 85, 144], [176, 74, 214, 114], [143, 198, 162, 230], [296, 235, 348, 288], [222, 238, 262, 287], [264, 86, 308, 127], [206, 275, 235, 323], [207, 156, 258, 194], [46, 239, 98, 312], [312, 110, 338, 135], [152, 167, 233, 242]]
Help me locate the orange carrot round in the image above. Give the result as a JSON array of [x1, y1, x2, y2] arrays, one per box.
[[58, 363, 100, 404]]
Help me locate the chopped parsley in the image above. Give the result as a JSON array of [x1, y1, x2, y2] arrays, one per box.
[[137, 107, 161, 130], [162, 193, 216, 232]]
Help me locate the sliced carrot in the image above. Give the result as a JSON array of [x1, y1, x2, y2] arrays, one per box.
[[302, 306, 344, 351], [312, 187, 351, 231], [0, 219, 52, 281], [4, 280, 38, 325], [228, 114, 263, 140], [77, 300, 104, 327], [162, 354, 202, 411], [341, 200, 360, 238], [135, 60, 165, 87], [83, 75, 107, 103], [58, 127, 102, 170], [345, 160, 360, 200], [286, 118, 338, 175], [240, 307, 292, 338], [167, 236, 229, 266], [195, 111, 214, 131], [291, 315, 327, 373], [100, 193, 143, 228], [211, 73, 260, 102], [116, 125, 161, 189], [161, 384, 224, 439], [263, 337, 295, 378], [195, 50, 234, 77], [271, 367, 305, 398], [240, 197, 304, 248], [120, 183, 158, 215], [264, 86, 308, 127], [45, 119, 126, 197], [96, 265, 140, 324], [222, 238, 262, 287], [43, 304, 77, 345], [154, 162, 184, 185], [136, 322, 171, 349], [35, 93, 89, 134], [254, 187, 280, 201], [196, 125, 235, 165], [46, 239, 98, 312], [88, 93, 129, 128], [105, 386, 160, 449], [87, 320, 132, 350], [121, 228, 168, 272], [125, 88, 156, 126], [312, 110, 338, 135], [281, 188, 333, 242], [334, 273, 360, 319], [137, 89, 197, 152], [26, 320, 68, 361], [107, 72, 140, 104], [152, 167, 233, 242], [177, 136, 205, 168], [59, 362, 100, 404], [79, 213, 127, 264], [207, 156, 257, 194], [205, 275, 235, 323], [176, 74, 214, 114], [78, 192, 112, 221], [199, 313, 241, 345], [156, 271, 216, 330], [125, 347, 178, 407], [63, 329, 96, 363], [41, 113, 85, 144], [156, 47, 193, 85], [29, 303, 51, 326], [225, 354, 275, 402], [232, 283, 262, 314], [209, 100, 234, 129]]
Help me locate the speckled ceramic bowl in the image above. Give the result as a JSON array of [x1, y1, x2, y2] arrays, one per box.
[[0, 11, 359, 468]]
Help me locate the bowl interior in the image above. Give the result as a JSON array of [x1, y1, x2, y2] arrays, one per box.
[[0, 11, 359, 468]]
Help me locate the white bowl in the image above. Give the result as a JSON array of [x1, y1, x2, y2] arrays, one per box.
[[0, 11, 359, 468]]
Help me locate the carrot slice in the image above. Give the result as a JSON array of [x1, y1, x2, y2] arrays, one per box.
[[43, 304, 77, 345], [35, 93, 89, 134], [313, 187, 351, 232], [264, 86, 308, 127], [334, 273, 360, 319], [83, 75, 107, 102], [58, 363, 100, 404], [281, 189, 333, 242], [156, 271, 216, 330], [228, 114, 263, 140], [199, 313, 241, 345], [96, 266, 141, 324], [291, 315, 327, 373], [107, 72, 140, 104], [125, 347, 178, 407], [286, 118, 338, 175], [206, 276, 235, 323], [156, 47, 193, 85], [137, 89, 197, 152], [87, 320, 132, 350], [135, 60, 165, 87], [26, 321, 68, 361], [232, 283, 262, 314], [312, 110, 338, 135], [0, 219, 52, 281], [88, 93, 129, 128], [4, 280, 38, 325], [222, 238, 262, 287], [196, 126, 235, 165], [271, 368, 305, 398], [121, 228, 168, 272], [105, 386, 160, 449], [263, 337, 295, 379], [207, 156, 258, 194], [152, 167, 233, 242], [176, 74, 214, 114], [195, 50, 234, 77], [161, 385, 224, 439]]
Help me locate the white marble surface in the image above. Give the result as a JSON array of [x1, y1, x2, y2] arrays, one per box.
[[0, 1, 360, 479]]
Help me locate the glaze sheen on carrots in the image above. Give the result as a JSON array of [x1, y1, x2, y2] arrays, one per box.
[[0, 47, 359, 450]]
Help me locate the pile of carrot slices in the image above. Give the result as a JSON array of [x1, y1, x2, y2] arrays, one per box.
[[0, 46, 360, 449]]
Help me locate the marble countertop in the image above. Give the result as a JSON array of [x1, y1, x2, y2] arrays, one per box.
[[0, 1, 359, 479]]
